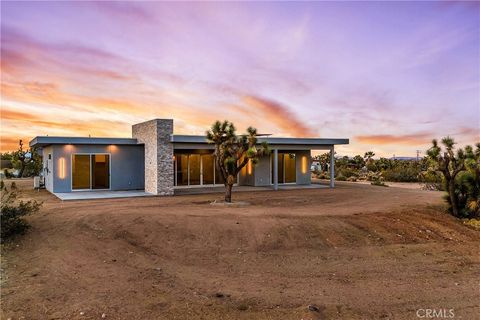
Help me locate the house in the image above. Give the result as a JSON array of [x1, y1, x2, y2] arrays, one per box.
[[29, 119, 349, 195]]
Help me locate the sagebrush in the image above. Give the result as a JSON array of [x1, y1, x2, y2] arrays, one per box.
[[1, 181, 42, 241]]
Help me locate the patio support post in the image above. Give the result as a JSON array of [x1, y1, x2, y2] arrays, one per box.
[[273, 148, 278, 190], [330, 146, 335, 188]]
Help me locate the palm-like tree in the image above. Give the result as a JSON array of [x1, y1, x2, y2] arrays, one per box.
[[427, 137, 466, 217], [364, 151, 375, 163], [207, 120, 269, 202]]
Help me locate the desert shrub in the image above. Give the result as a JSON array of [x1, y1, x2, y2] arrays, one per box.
[[347, 176, 357, 182], [337, 167, 358, 179], [315, 171, 329, 179], [365, 171, 383, 182], [382, 164, 421, 182], [420, 170, 444, 191], [1, 181, 41, 241], [371, 180, 388, 187], [336, 174, 346, 181], [3, 169, 14, 179]]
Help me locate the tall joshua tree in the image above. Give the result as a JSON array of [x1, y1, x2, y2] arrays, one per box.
[[364, 151, 375, 163], [207, 120, 269, 203], [427, 137, 466, 217], [12, 140, 41, 178]]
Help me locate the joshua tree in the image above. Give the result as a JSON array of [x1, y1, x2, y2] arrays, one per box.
[[364, 151, 375, 163], [12, 140, 42, 178], [463, 143, 480, 215], [207, 120, 269, 203], [314, 152, 331, 172], [427, 137, 467, 217], [352, 155, 365, 169]]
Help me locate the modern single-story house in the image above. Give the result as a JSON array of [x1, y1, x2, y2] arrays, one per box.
[[30, 119, 349, 195]]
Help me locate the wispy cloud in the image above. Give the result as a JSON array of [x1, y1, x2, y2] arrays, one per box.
[[355, 133, 433, 146], [241, 95, 316, 137]]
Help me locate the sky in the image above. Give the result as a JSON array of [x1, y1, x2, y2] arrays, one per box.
[[1, 1, 479, 157]]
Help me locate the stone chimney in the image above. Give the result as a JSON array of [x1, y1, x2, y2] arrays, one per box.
[[132, 119, 174, 195]]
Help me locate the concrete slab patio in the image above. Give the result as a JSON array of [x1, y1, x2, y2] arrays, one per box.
[[53, 190, 154, 201], [53, 183, 328, 199]]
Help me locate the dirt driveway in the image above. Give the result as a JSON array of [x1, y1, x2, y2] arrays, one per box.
[[1, 180, 479, 319]]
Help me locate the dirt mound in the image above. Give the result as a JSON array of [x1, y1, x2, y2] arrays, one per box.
[[1, 180, 479, 319]]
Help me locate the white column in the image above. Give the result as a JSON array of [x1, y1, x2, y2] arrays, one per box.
[[330, 146, 335, 188], [273, 149, 278, 190]]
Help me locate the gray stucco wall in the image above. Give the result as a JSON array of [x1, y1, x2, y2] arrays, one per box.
[[49, 144, 144, 193], [253, 155, 271, 186], [132, 119, 174, 195], [295, 150, 311, 185]]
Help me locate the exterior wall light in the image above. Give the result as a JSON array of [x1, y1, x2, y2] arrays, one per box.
[[58, 157, 66, 179], [301, 156, 308, 174]]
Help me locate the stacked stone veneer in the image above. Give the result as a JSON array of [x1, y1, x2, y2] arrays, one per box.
[[132, 119, 174, 195]]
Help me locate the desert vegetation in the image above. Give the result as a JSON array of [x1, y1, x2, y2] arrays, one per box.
[[0, 180, 42, 241], [313, 138, 479, 219], [427, 138, 479, 219], [0, 140, 42, 178], [206, 120, 269, 202]]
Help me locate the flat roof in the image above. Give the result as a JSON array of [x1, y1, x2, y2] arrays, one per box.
[[171, 135, 349, 145], [29, 134, 349, 148], [29, 136, 139, 148]]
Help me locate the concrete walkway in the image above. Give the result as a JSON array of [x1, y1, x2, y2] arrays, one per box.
[[54, 190, 154, 201]]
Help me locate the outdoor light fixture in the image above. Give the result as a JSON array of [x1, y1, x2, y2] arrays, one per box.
[[247, 159, 252, 175], [302, 156, 308, 174], [58, 157, 66, 179], [109, 145, 118, 152]]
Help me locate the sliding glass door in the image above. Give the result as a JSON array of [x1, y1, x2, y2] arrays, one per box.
[[72, 155, 91, 190], [173, 153, 236, 186], [92, 154, 110, 189], [271, 153, 296, 184], [72, 154, 110, 190]]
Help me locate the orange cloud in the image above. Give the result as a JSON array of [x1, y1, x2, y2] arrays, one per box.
[[355, 133, 433, 145], [1, 81, 149, 115], [1, 137, 27, 153], [241, 95, 315, 137]]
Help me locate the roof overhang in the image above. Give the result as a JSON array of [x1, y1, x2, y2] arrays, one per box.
[[171, 135, 349, 150], [29, 136, 139, 148]]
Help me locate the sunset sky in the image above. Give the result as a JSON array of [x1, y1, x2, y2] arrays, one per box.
[[1, 1, 479, 157]]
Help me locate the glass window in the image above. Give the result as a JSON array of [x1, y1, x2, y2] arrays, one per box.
[[215, 160, 225, 185], [189, 154, 201, 185], [271, 154, 285, 184], [92, 154, 110, 189], [284, 153, 296, 183], [72, 155, 91, 190], [202, 154, 214, 185], [176, 154, 188, 186]]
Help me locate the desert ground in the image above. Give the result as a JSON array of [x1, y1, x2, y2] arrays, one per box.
[[1, 179, 479, 320]]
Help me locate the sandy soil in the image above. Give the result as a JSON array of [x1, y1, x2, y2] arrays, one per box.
[[1, 180, 479, 320]]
